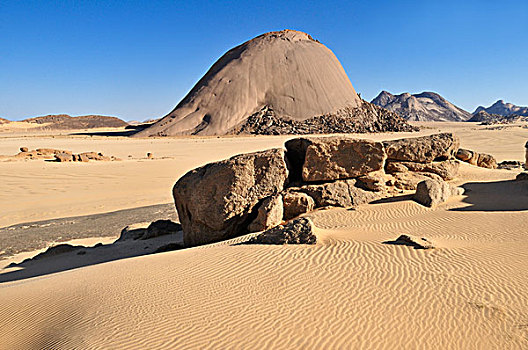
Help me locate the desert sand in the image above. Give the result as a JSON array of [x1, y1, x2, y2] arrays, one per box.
[[1, 122, 527, 349]]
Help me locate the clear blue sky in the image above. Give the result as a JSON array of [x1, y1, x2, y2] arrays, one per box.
[[1, 0, 527, 121]]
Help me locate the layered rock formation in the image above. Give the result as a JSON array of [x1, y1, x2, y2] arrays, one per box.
[[467, 110, 528, 125], [173, 133, 469, 246], [455, 149, 497, 169], [21, 114, 128, 129], [371, 91, 471, 121], [135, 30, 414, 137]]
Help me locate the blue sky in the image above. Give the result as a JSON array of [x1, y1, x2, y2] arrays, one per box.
[[1, 0, 527, 121]]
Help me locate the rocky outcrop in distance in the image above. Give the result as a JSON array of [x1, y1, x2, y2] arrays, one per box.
[[1, 147, 121, 162], [468, 110, 528, 125], [173, 133, 473, 247], [18, 114, 128, 129], [135, 30, 414, 137], [371, 91, 472, 121], [473, 100, 528, 117]]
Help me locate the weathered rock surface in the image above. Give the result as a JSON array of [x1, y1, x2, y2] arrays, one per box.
[[357, 171, 386, 192], [55, 152, 73, 162], [142, 220, 182, 240], [393, 234, 435, 249], [456, 148, 479, 165], [413, 179, 463, 207], [20, 147, 28, 152], [301, 137, 385, 182], [391, 172, 444, 191], [248, 195, 284, 232], [282, 191, 315, 220], [174, 148, 289, 247], [296, 179, 380, 208], [384, 133, 459, 162], [246, 217, 317, 245], [385, 160, 459, 180], [477, 153, 497, 169]]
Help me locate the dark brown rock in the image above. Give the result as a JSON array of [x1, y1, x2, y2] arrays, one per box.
[[297, 179, 380, 208], [383, 133, 459, 163], [20, 147, 28, 152], [516, 172, 528, 181], [393, 234, 435, 249], [142, 220, 182, 240], [477, 153, 497, 169], [174, 148, 289, 247]]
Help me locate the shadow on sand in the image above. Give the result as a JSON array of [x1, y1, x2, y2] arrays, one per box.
[[450, 179, 528, 212], [0, 233, 183, 284]]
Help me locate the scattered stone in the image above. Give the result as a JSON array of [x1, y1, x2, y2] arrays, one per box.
[[393, 234, 435, 249], [477, 153, 497, 169], [282, 191, 315, 220], [79, 153, 90, 162], [55, 152, 73, 162], [413, 179, 461, 207], [20, 147, 28, 152], [497, 160, 524, 170], [147, 152, 154, 159], [174, 148, 289, 247], [246, 217, 317, 245], [456, 148, 478, 165], [383, 133, 459, 162], [248, 195, 284, 232]]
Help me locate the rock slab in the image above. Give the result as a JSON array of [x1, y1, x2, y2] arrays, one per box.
[[384, 133, 459, 162]]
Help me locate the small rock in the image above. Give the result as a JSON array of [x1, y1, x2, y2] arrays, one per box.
[[141, 220, 182, 240], [394, 234, 435, 249], [477, 153, 497, 169], [147, 152, 154, 159], [516, 172, 528, 181], [20, 147, 28, 152], [282, 191, 315, 220], [497, 160, 523, 170], [413, 179, 459, 207], [246, 217, 317, 245], [248, 195, 283, 232], [55, 152, 73, 162]]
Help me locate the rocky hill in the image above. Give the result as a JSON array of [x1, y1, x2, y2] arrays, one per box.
[[473, 100, 528, 116], [371, 91, 471, 122], [135, 30, 414, 137], [468, 110, 528, 124], [22, 114, 128, 129], [0, 117, 9, 124]]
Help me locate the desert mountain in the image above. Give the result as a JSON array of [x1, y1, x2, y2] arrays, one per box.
[[473, 100, 528, 116], [371, 91, 472, 122], [0, 117, 9, 124], [468, 110, 528, 124], [135, 30, 413, 137], [21, 114, 128, 129]]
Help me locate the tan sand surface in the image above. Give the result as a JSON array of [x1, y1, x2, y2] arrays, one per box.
[[0, 122, 527, 349]]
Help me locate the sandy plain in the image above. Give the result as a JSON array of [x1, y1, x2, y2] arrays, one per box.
[[0, 122, 527, 349]]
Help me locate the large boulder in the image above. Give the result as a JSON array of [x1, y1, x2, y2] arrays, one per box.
[[248, 195, 284, 232], [384, 133, 459, 163], [385, 160, 459, 180], [391, 172, 444, 191], [246, 217, 317, 245], [285, 137, 385, 182], [282, 191, 315, 220], [413, 179, 463, 207], [456, 148, 478, 165], [296, 179, 379, 208], [174, 149, 289, 247]]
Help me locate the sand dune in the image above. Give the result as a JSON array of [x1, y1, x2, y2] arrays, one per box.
[[1, 122, 527, 349]]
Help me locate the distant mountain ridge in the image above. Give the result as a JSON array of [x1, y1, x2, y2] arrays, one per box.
[[21, 114, 128, 129], [371, 91, 471, 122], [473, 100, 528, 116]]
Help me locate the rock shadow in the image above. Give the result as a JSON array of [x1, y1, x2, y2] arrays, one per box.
[[449, 179, 528, 212], [0, 227, 183, 284]]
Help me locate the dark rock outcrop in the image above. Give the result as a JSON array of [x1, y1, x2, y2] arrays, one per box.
[[246, 217, 317, 245]]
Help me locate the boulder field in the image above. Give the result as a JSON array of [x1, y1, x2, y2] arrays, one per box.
[[173, 133, 472, 247]]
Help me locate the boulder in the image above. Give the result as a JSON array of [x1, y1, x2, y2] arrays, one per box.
[[55, 152, 73, 162], [20, 147, 28, 152], [477, 153, 497, 169], [282, 191, 315, 220], [393, 234, 435, 249], [174, 148, 289, 247], [497, 160, 524, 170], [413, 179, 462, 207], [383, 133, 459, 162], [246, 217, 317, 245], [285, 137, 385, 182], [248, 195, 284, 232], [79, 153, 90, 162], [297, 179, 380, 208], [385, 160, 459, 180]]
